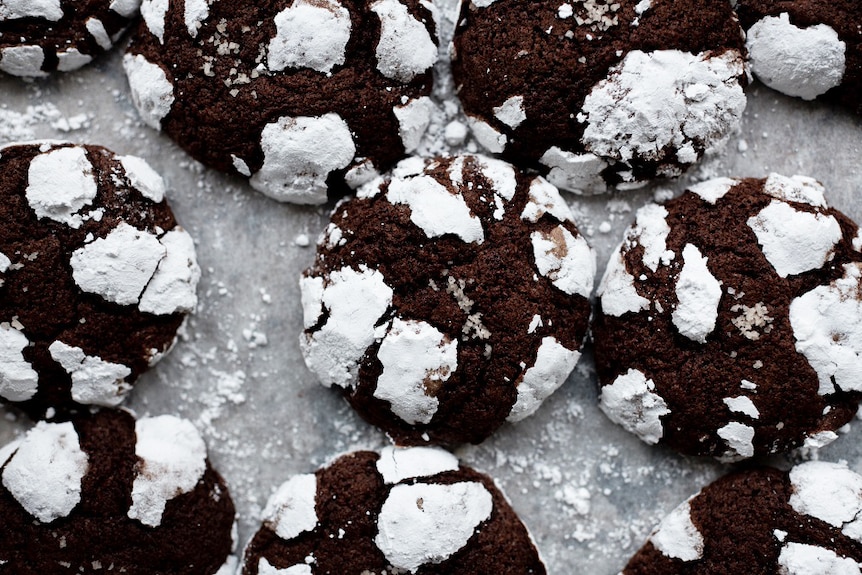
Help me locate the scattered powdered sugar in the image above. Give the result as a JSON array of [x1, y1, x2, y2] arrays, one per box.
[[599, 369, 670, 445], [648, 499, 704, 561], [123, 53, 175, 130], [0, 324, 39, 402], [508, 337, 581, 422], [778, 542, 861, 575], [716, 421, 755, 461], [26, 145, 98, 228], [48, 341, 132, 406], [530, 226, 596, 298], [723, 396, 759, 420], [671, 244, 722, 343], [263, 474, 319, 541], [630, 203, 672, 272], [267, 0, 351, 74], [376, 446, 459, 484], [371, 0, 437, 83]]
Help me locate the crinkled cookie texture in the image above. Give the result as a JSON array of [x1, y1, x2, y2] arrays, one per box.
[[451, 0, 748, 194], [0, 142, 200, 418], [300, 155, 594, 445], [0, 0, 141, 77], [124, 0, 438, 204], [592, 175, 862, 460], [737, 0, 862, 113], [0, 409, 236, 575], [624, 461, 862, 574], [241, 446, 546, 574]]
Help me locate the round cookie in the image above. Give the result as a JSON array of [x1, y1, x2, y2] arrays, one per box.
[[241, 446, 546, 574], [0, 142, 200, 418], [124, 0, 438, 204], [737, 0, 862, 113], [0, 409, 236, 574], [623, 461, 862, 574], [0, 0, 141, 77], [300, 154, 595, 445], [451, 0, 748, 194], [593, 175, 862, 460]]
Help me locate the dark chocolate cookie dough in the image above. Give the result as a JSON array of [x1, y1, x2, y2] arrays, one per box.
[[0, 142, 199, 418], [624, 462, 862, 574], [124, 0, 438, 204], [0, 0, 140, 77], [300, 154, 594, 445], [0, 409, 236, 575], [737, 0, 862, 114], [242, 446, 546, 575], [451, 0, 747, 194], [593, 175, 862, 460]]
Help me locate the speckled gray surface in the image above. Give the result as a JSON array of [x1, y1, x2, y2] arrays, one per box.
[[0, 4, 861, 573]]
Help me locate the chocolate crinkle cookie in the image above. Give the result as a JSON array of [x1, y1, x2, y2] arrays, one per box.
[[300, 155, 594, 445], [0, 142, 200, 418], [241, 446, 546, 575], [124, 0, 438, 204], [0, 409, 237, 574], [624, 461, 862, 574], [737, 0, 862, 114], [0, 0, 141, 77], [451, 0, 748, 194], [592, 175, 862, 460]]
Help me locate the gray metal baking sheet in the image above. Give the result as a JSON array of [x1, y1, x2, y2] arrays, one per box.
[[0, 4, 861, 573]]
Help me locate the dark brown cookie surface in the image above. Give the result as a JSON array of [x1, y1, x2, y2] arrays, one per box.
[[0, 142, 200, 418], [737, 0, 862, 114], [242, 446, 546, 574], [300, 154, 594, 445], [124, 0, 438, 204], [451, 0, 747, 194], [0, 409, 236, 574], [624, 462, 862, 574], [0, 0, 139, 76], [593, 175, 862, 459]]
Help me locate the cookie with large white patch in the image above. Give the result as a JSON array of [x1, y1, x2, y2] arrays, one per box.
[[451, 0, 747, 194], [624, 461, 862, 574], [593, 175, 862, 459], [0, 409, 236, 574], [737, 0, 861, 114], [124, 0, 438, 204], [300, 155, 594, 445], [0, 142, 200, 417], [241, 446, 545, 574]]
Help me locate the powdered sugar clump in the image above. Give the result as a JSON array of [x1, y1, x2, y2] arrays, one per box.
[[376, 446, 460, 484], [26, 145, 98, 228], [0, 325, 39, 402], [267, 0, 352, 74], [649, 500, 704, 562], [371, 0, 437, 83], [263, 474, 319, 541], [123, 53, 175, 130], [48, 341, 132, 406], [672, 244, 722, 343], [599, 369, 670, 445], [508, 337, 581, 422]]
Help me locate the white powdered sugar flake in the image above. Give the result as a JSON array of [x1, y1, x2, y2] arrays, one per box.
[[530, 226, 595, 298], [371, 0, 437, 82], [263, 474, 319, 541], [86, 18, 113, 50], [376, 446, 459, 484], [493, 95, 527, 129], [119, 154, 166, 203], [649, 500, 704, 562], [717, 422, 755, 461], [394, 97, 435, 153], [123, 53, 175, 130], [0, 0, 62, 21], [184, 0, 211, 37], [599, 369, 670, 445], [0, 45, 46, 77], [26, 146, 98, 228], [467, 116, 507, 154], [723, 396, 759, 419], [268, 0, 351, 74], [763, 173, 828, 207], [539, 147, 608, 195], [0, 325, 38, 402], [778, 542, 861, 575], [521, 176, 575, 224], [258, 559, 312, 575], [56, 49, 93, 72], [48, 341, 132, 406], [507, 337, 580, 422], [789, 461, 862, 541], [598, 247, 650, 317], [140, 228, 201, 315], [672, 244, 722, 343], [110, 0, 141, 18], [140, 0, 169, 43], [689, 177, 738, 205], [630, 203, 672, 272]]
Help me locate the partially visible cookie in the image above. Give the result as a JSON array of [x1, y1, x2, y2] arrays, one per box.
[[451, 0, 747, 194], [241, 446, 546, 574], [737, 0, 862, 113], [124, 0, 438, 204], [0, 0, 141, 77], [624, 461, 862, 574], [0, 409, 236, 574], [593, 175, 862, 459], [0, 142, 200, 417], [300, 155, 594, 445]]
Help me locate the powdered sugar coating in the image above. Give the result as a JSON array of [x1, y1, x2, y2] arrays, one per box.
[[747, 13, 846, 101], [374, 481, 493, 572], [1, 421, 88, 523], [0, 0, 62, 20], [494, 95, 527, 129], [763, 173, 828, 208], [123, 53, 175, 130], [521, 176, 575, 224], [128, 415, 207, 527], [0, 45, 46, 77], [539, 148, 608, 195], [599, 369, 670, 445], [118, 154, 166, 203], [371, 0, 437, 83], [717, 421, 755, 461], [139, 228, 201, 315], [631, 203, 672, 272], [268, 0, 351, 74], [468, 116, 507, 154], [48, 341, 132, 406], [86, 17, 112, 50], [789, 461, 862, 538], [376, 446, 460, 484], [649, 500, 704, 562], [671, 244, 722, 343], [26, 145, 98, 228], [778, 543, 861, 575], [689, 177, 738, 205], [723, 396, 760, 419], [507, 337, 581, 422], [110, 0, 141, 18], [394, 97, 435, 154], [0, 325, 39, 402], [259, 559, 312, 575], [531, 226, 596, 298], [184, 0, 210, 37], [140, 0, 169, 43], [598, 248, 650, 317], [56, 48, 92, 71], [263, 474, 319, 541]]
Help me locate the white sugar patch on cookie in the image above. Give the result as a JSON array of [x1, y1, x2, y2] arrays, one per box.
[[263, 474, 318, 541], [86, 17, 113, 50], [0, 45, 46, 77], [723, 396, 759, 419], [531, 226, 595, 298], [475, 154, 517, 202], [371, 0, 436, 83], [580, 49, 745, 167], [467, 116, 507, 154], [630, 203, 673, 272], [599, 368, 670, 445], [507, 337, 580, 422], [258, 559, 312, 575], [48, 341, 132, 406], [672, 244, 722, 343], [521, 177, 573, 223], [119, 154, 166, 202], [376, 446, 459, 484], [56, 49, 93, 72], [0, 0, 62, 21], [493, 95, 526, 129], [598, 247, 650, 317], [539, 147, 608, 195], [141, 0, 169, 43], [250, 113, 356, 204], [0, 325, 38, 402], [184, 0, 210, 37], [717, 421, 755, 461], [70, 222, 166, 307], [123, 53, 175, 130], [649, 500, 704, 562], [374, 318, 457, 425], [139, 228, 201, 315], [268, 0, 351, 74], [778, 542, 861, 575], [689, 177, 738, 205], [375, 481, 493, 572], [747, 13, 846, 101], [747, 200, 841, 278], [763, 173, 828, 207], [128, 415, 207, 527], [2, 421, 88, 523], [110, 0, 141, 18], [386, 173, 484, 244], [26, 146, 98, 228], [789, 460, 862, 544], [394, 97, 434, 153], [301, 266, 393, 388]]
